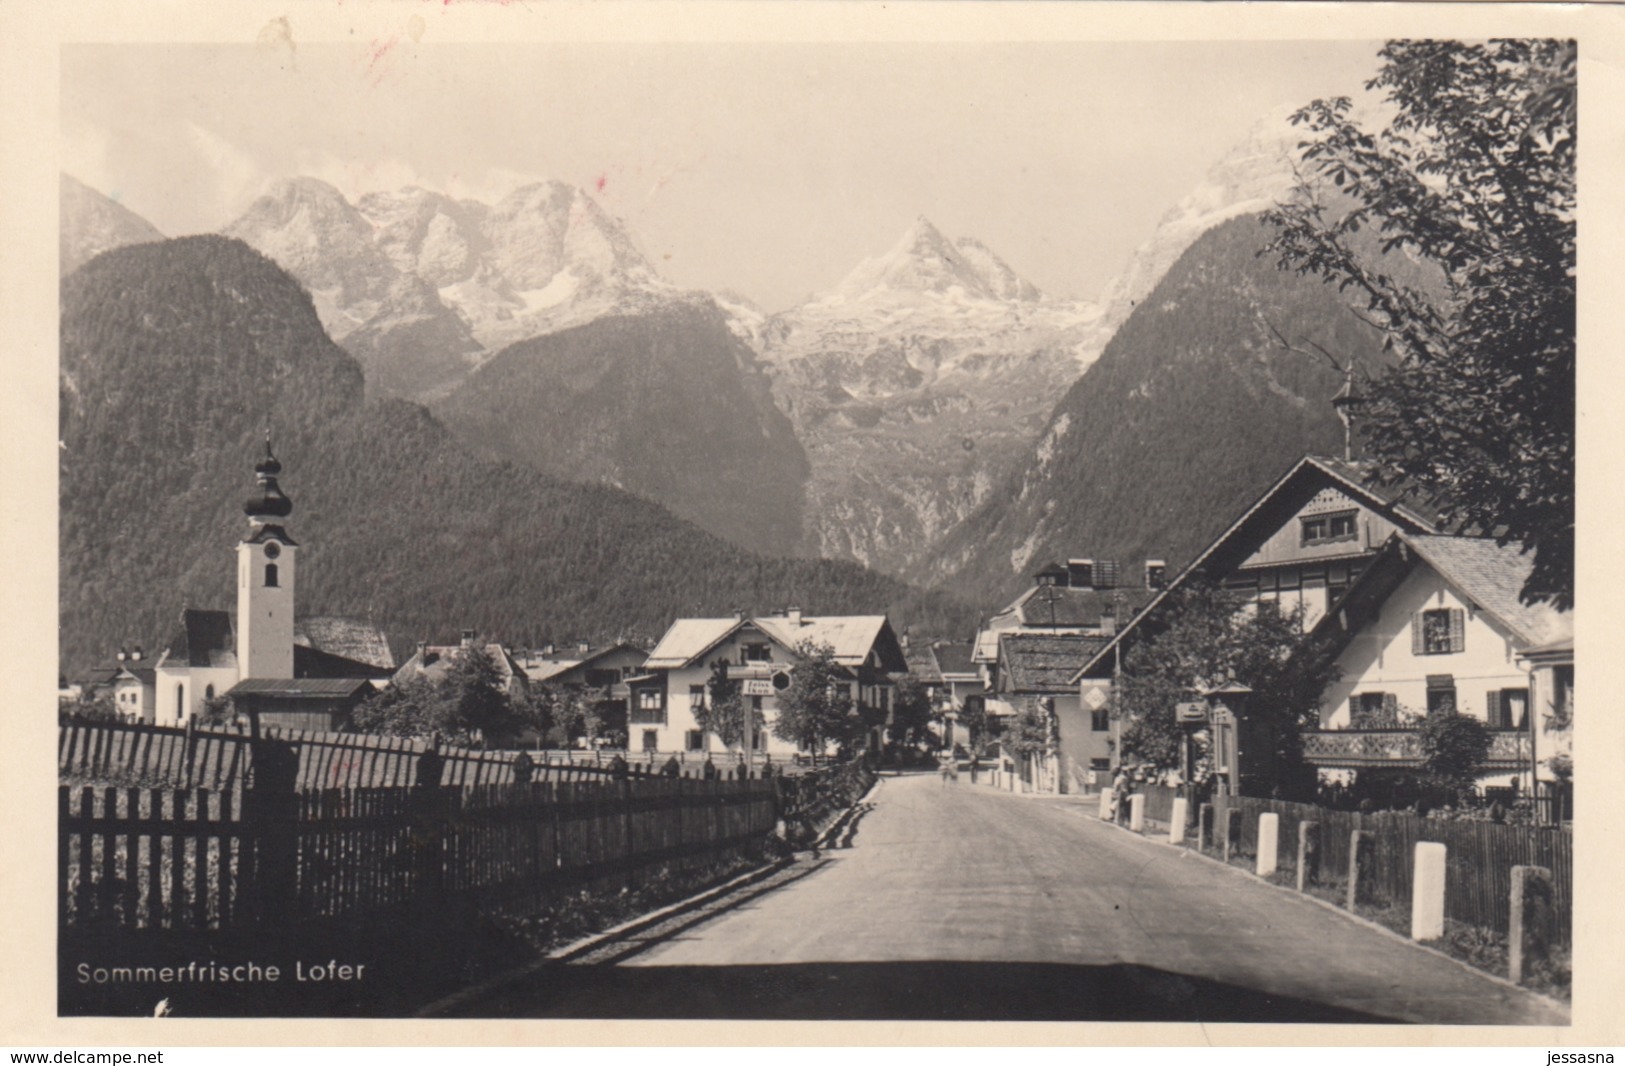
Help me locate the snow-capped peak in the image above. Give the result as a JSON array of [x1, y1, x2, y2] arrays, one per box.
[[822, 215, 1039, 305]]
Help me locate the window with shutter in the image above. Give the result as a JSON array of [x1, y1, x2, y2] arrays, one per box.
[[1486, 690, 1504, 729], [1417, 608, 1462, 655]]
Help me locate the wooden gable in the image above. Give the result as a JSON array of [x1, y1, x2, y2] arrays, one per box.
[[1235, 485, 1405, 571]]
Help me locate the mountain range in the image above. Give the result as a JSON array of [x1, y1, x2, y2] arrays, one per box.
[[57, 235, 977, 677], [57, 106, 1398, 647]]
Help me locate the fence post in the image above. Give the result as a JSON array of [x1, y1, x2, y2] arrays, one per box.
[[1347, 829, 1374, 911], [1509, 864, 1554, 985], [1296, 820, 1320, 893], [1169, 797, 1188, 845], [1128, 793, 1145, 833], [1219, 807, 1236, 863], [1199, 803, 1213, 850], [1256, 812, 1279, 878], [243, 736, 300, 925], [1411, 841, 1447, 940]]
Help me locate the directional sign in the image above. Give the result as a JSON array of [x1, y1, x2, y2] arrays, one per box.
[[742, 679, 775, 696]]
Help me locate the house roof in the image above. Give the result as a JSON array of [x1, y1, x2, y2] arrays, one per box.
[[545, 644, 650, 686], [294, 643, 396, 681], [1003, 584, 1156, 629], [998, 633, 1109, 694], [904, 643, 943, 683], [645, 615, 902, 671], [1071, 453, 1447, 683], [1401, 534, 1571, 646], [520, 658, 583, 683], [393, 643, 526, 686], [160, 609, 237, 670], [645, 618, 744, 669], [1305, 532, 1571, 661], [295, 616, 394, 670], [114, 666, 157, 685], [227, 678, 373, 699], [930, 642, 979, 678]]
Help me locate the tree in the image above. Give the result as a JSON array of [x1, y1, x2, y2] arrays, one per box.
[[1114, 580, 1339, 797], [59, 690, 121, 724], [772, 640, 861, 757], [887, 675, 935, 749], [352, 644, 520, 747], [1007, 698, 1056, 757], [1264, 40, 1575, 608], [1419, 709, 1491, 790], [695, 659, 763, 748]]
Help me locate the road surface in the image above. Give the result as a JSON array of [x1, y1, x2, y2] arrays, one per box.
[[448, 773, 1569, 1024]]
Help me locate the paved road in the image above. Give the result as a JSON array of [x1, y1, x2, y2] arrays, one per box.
[[453, 773, 1569, 1024]]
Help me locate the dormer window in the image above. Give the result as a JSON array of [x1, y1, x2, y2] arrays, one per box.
[[741, 643, 771, 664]]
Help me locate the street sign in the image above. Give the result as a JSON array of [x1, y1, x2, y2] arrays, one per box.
[[1083, 685, 1109, 710], [1176, 701, 1209, 724], [742, 679, 775, 696]]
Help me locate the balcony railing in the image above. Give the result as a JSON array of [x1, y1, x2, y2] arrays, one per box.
[[1301, 728, 1531, 769]]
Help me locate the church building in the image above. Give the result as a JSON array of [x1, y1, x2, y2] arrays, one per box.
[[151, 442, 393, 733]]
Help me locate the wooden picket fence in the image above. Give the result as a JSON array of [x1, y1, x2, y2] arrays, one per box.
[[1211, 794, 1572, 947], [59, 720, 620, 791], [59, 773, 778, 935]]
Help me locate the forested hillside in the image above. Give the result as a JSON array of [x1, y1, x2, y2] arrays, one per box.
[[433, 300, 810, 558], [919, 213, 1399, 604], [59, 237, 978, 677]]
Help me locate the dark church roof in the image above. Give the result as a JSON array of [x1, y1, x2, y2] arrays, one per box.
[[162, 609, 237, 670]]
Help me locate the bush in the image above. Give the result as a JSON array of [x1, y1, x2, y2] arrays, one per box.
[[1419, 712, 1490, 788]]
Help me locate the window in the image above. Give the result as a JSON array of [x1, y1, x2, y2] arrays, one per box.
[[1426, 675, 1458, 716], [176, 684, 185, 722], [641, 729, 660, 753], [205, 684, 214, 702], [688, 684, 705, 710], [741, 643, 771, 664], [1414, 608, 1465, 655], [685, 729, 705, 752], [1302, 510, 1358, 546], [1487, 688, 1529, 730], [638, 689, 664, 711], [264, 563, 279, 587], [1091, 709, 1109, 732], [1350, 692, 1396, 728]]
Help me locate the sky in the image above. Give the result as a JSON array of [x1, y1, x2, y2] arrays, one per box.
[[62, 40, 1385, 312]]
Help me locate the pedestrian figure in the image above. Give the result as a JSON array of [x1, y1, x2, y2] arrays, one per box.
[[659, 754, 681, 778], [511, 750, 535, 785], [970, 753, 981, 785], [939, 753, 954, 787], [703, 757, 718, 781]]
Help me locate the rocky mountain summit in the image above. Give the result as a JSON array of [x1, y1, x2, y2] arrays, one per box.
[[752, 216, 1103, 573], [60, 173, 165, 276], [220, 177, 681, 401]]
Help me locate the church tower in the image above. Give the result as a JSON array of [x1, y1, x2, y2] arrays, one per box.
[[236, 439, 297, 680]]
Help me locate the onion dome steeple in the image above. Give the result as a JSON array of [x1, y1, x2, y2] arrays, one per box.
[[244, 437, 294, 521]]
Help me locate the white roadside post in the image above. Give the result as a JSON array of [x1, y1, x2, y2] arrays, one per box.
[[1128, 793, 1145, 833], [1256, 812, 1279, 878], [1169, 796, 1188, 845], [1411, 841, 1448, 941], [1098, 790, 1113, 821]]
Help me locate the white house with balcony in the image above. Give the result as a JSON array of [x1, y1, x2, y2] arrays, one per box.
[[1301, 532, 1572, 796], [628, 609, 908, 758]]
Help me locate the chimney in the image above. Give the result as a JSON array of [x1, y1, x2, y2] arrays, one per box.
[[787, 605, 803, 627], [460, 629, 477, 648], [133, 646, 143, 661], [116, 650, 127, 662], [732, 607, 745, 621], [1145, 559, 1167, 590], [1099, 601, 1118, 637], [543, 642, 555, 657], [1067, 559, 1093, 588], [577, 640, 591, 656], [900, 632, 910, 650], [416, 641, 427, 662]]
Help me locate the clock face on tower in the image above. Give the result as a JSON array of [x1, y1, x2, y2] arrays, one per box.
[[263, 542, 281, 560]]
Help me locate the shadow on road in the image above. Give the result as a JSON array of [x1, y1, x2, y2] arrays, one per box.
[[441, 959, 1400, 1023]]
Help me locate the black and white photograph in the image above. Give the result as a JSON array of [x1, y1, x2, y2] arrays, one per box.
[[4, 0, 1618, 1043]]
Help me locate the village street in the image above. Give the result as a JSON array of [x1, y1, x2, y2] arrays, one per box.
[[446, 774, 1569, 1024]]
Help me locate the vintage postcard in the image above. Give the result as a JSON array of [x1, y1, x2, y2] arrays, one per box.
[[3, 0, 1622, 1048]]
